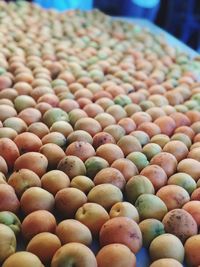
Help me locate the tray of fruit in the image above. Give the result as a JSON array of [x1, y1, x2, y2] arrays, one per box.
[[0, 1, 200, 267]]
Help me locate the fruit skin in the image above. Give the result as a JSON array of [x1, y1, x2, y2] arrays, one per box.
[[149, 233, 184, 263], [0, 224, 16, 263], [55, 188, 87, 218], [0, 184, 20, 213], [57, 155, 86, 179], [85, 156, 109, 179], [139, 219, 165, 247], [162, 209, 198, 243], [182, 201, 200, 227], [96, 243, 136, 267], [99, 217, 142, 254], [75, 203, 110, 236], [87, 184, 123, 211], [167, 172, 196, 195], [109, 201, 139, 223], [21, 210, 57, 241], [0, 211, 21, 235], [20, 187, 55, 215], [149, 258, 183, 267], [56, 219, 92, 246], [185, 235, 200, 267], [0, 138, 20, 169], [177, 158, 200, 181], [14, 152, 48, 177], [51, 242, 97, 267], [135, 194, 168, 221], [8, 169, 41, 198], [42, 108, 69, 128], [26, 233, 61, 264], [2, 251, 44, 267], [156, 185, 190, 210], [125, 175, 155, 204], [70, 176, 95, 194]]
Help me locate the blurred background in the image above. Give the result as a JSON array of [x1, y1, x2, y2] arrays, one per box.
[[6, 0, 200, 52]]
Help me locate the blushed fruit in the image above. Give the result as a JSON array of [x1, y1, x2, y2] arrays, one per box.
[[93, 167, 126, 190], [177, 158, 200, 181], [0, 224, 16, 262], [140, 165, 167, 191], [109, 202, 139, 223], [67, 130, 93, 145], [150, 152, 177, 177], [117, 135, 142, 156], [75, 203, 110, 236], [18, 107, 42, 126], [149, 234, 184, 263], [55, 188, 87, 218], [149, 258, 183, 267], [185, 235, 200, 267], [126, 152, 149, 172], [0, 155, 8, 175], [65, 141, 95, 162], [92, 132, 116, 149], [21, 210, 57, 241], [125, 175, 155, 204], [20, 187, 55, 215], [188, 147, 200, 162], [57, 156, 86, 179], [135, 194, 168, 221], [139, 219, 165, 247], [51, 243, 97, 267], [163, 140, 188, 162], [162, 209, 198, 243], [8, 169, 41, 198], [111, 158, 138, 182], [154, 116, 176, 136], [0, 127, 18, 140], [0, 138, 20, 169], [168, 172, 196, 195], [14, 152, 48, 177], [0, 184, 20, 213], [39, 143, 65, 169], [41, 170, 70, 196], [14, 132, 42, 154], [56, 219, 92, 246], [182, 201, 200, 227], [2, 252, 44, 267], [99, 217, 142, 254], [96, 143, 124, 165], [70, 176, 95, 194], [74, 117, 102, 137], [27, 122, 49, 139], [26, 233, 61, 264], [0, 105, 17, 122], [156, 185, 190, 210], [85, 156, 109, 179], [96, 243, 136, 267], [87, 184, 123, 211], [0, 211, 21, 236]]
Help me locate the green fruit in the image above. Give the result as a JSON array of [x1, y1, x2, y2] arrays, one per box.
[[135, 194, 168, 221], [85, 156, 109, 179], [126, 152, 149, 171], [0, 211, 21, 235], [43, 108, 69, 127], [139, 218, 165, 247], [125, 175, 155, 204]]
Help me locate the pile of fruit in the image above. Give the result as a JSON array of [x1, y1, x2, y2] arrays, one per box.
[[0, 1, 200, 266]]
